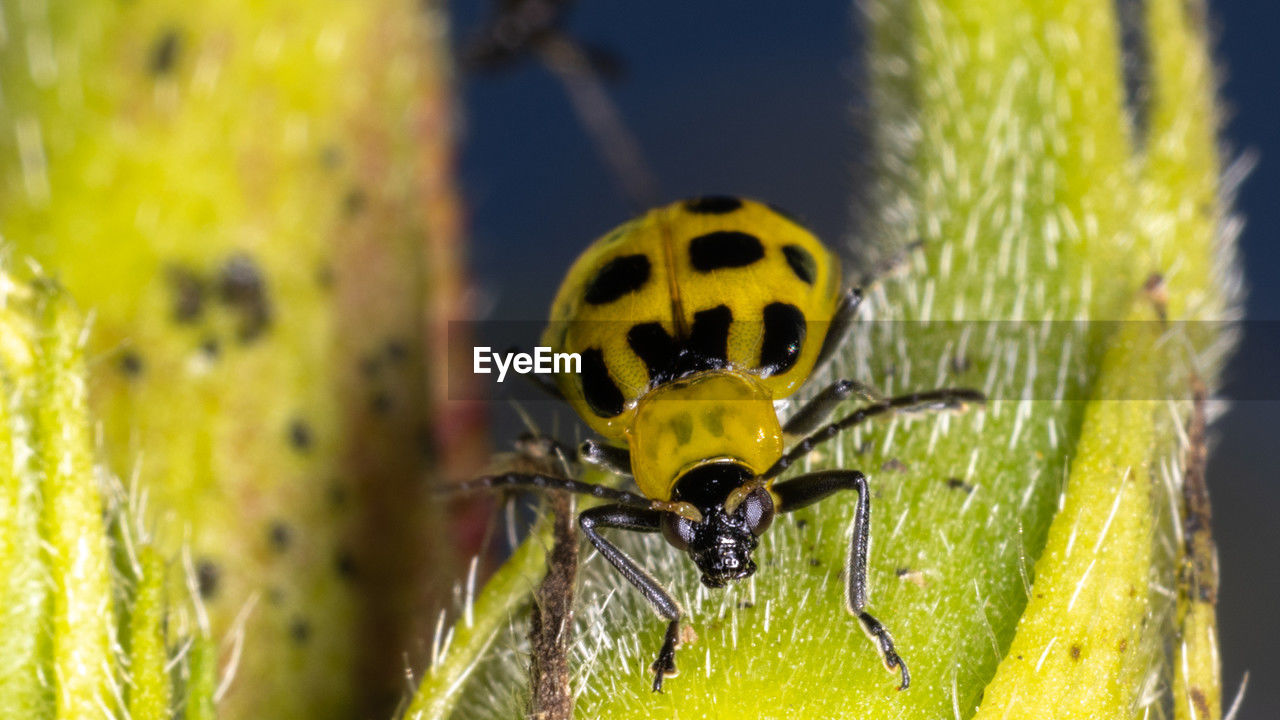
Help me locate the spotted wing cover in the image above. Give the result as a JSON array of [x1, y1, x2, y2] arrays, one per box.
[[543, 210, 676, 440], [665, 198, 842, 398], [543, 197, 842, 440]]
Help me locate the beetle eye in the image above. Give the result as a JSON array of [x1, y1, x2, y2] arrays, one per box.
[[737, 488, 774, 536], [661, 513, 697, 550]]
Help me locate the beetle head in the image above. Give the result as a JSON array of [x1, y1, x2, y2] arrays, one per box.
[[662, 463, 775, 588]]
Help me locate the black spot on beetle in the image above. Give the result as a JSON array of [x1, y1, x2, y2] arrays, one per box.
[[148, 28, 182, 76], [782, 244, 817, 285], [167, 265, 206, 323], [584, 254, 651, 305], [684, 196, 742, 214], [119, 351, 144, 377], [288, 419, 313, 452], [196, 558, 220, 599], [579, 348, 624, 418], [359, 355, 382, 378], [290, 617, 312, 644], [268, 522, 292, 552], [758, 302, 806, 376], [267, 587, 285, 606], [218, 254, 271, 343], [687, 305, 732, 367], [689, 231, 765, 272]]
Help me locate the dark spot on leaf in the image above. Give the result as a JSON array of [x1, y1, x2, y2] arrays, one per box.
[[795, 519, 808, 530], [344, 188, 367, 215], [268, 522, 292, 552], [950, 354, 970, 373], [881, 458, 908, 473], [736, 601, 755, 610], [217, 254, 271, 343], [320, 145, 342, 169], [167, 265, 206, 323], [148, 28, 182, 75], [315, 263, 334, 289], [1191, 688, 1209, 717], [385, 339, 408, 362], [288, 419, 313, 452], [809, 558, 821, 567], [119, 351, 144, 377], [200, 337, 220, 358], [945, 477, 974, 493], [1069, 644, 1081, 661], [335, 551, 357, 580], [290, 617, 312, 644], [328, 482, 347, 508], [267, 587, 284, 605], [370, 391, 393, 415], [196, 558, 220, 599]]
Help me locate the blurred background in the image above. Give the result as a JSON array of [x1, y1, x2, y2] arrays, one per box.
[[450, 0, 1278, 716]]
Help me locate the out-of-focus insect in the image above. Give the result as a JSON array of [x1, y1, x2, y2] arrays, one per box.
[[457, 196, 984, 691]]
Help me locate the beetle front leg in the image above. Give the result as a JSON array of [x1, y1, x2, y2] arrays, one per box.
[[782, 379, 883, 438], [579, 505, 684, 691], [772, 469, 910, 690], [578, 439, 634, 477]]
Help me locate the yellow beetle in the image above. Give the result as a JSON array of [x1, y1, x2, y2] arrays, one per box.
[[462, 196, 983, 692]]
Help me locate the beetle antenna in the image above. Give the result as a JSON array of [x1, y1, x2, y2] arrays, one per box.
[[442, 472, 654, 509]]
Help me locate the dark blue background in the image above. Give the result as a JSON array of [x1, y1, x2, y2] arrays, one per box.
[[451, 1, 1278, 715]]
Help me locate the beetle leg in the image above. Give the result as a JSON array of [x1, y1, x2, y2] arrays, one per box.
[[764, 387, 985, 479], [578, 438, 633, 478], [811, 288, 862, 375], [579, 505, 684, 692], [782, 379, 884, 438], [773, 469, 909, 690]]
